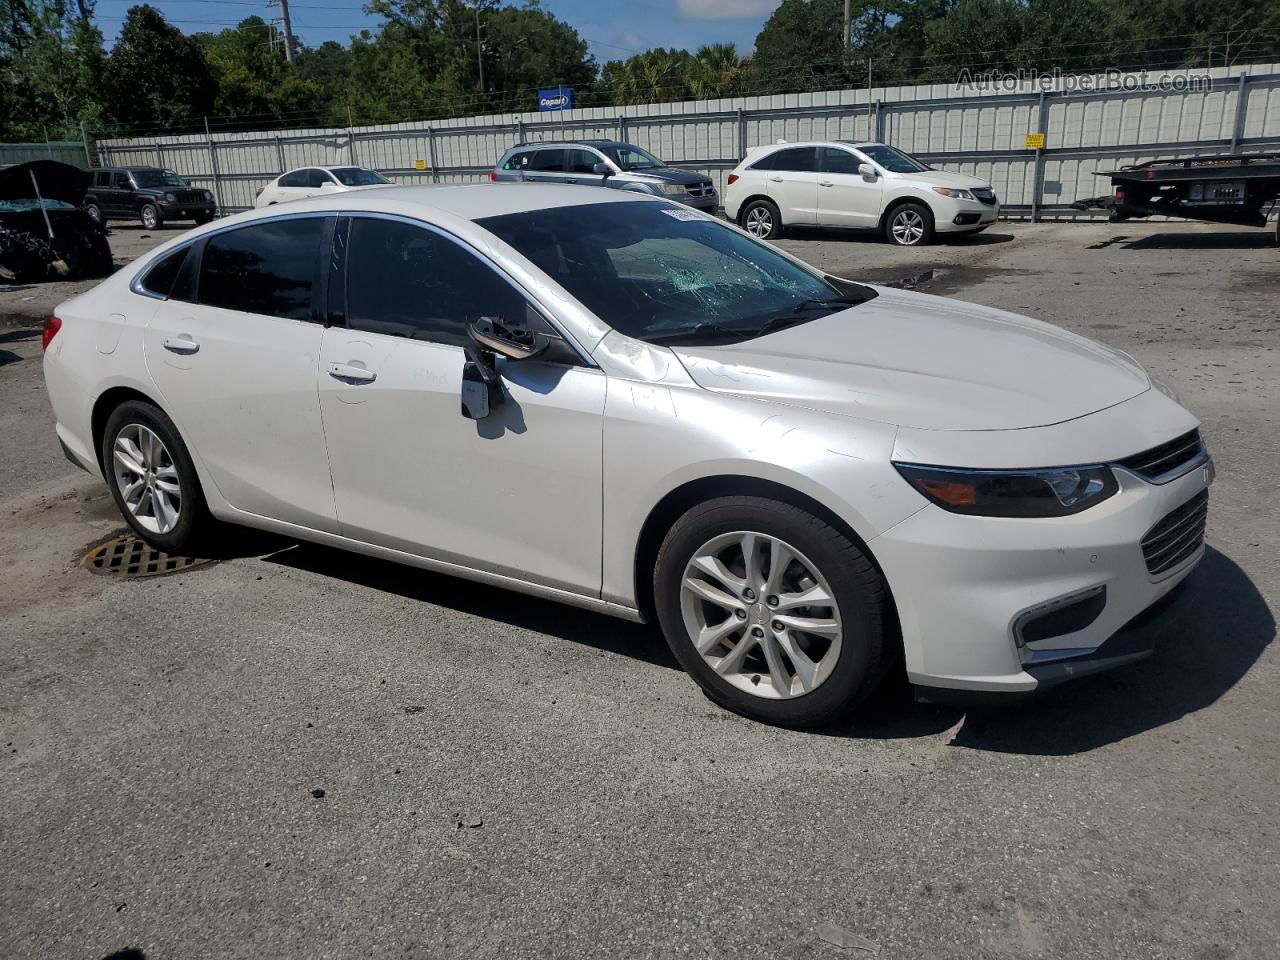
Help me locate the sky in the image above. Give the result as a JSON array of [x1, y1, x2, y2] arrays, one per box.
[[88, 0, 785, 63]]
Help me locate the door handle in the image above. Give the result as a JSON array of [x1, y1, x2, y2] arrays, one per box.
[[769, 176, 783, 182], [328, 361, 376, 384], [162, 335, 199, 355], [566, 178, 578, 184], [819, 180, 834, 187]]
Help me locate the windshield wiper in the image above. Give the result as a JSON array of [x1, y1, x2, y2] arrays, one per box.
[[647, 323, 744, 345]]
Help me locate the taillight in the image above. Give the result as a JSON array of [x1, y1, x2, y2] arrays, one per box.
[[42, 314, 62, 350], [1114, 187, 1125, 204], [727, 173, 739, 185], [489, 171, 497, 181]]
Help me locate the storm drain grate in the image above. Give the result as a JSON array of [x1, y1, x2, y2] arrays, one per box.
[[82, 535, 212, 578]]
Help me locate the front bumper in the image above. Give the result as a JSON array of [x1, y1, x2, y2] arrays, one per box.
[[872, 457, 1213, 696], [680, 191, 718, 212], [934, 197, 1000, 232], [157, 202, 216, 220]]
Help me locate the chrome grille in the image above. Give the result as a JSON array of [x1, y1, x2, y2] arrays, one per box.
[[1119, 429, 1204, 482], [1141, 490, 1208, 576], [688, 181, 714, 197]]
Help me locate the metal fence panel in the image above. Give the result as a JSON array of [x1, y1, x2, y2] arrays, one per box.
[[94, 62, 1280, 218], [0, 141, 87, 166]]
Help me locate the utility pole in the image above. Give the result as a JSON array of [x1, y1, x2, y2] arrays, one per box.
[[278, 0, 295, 63], [843, 0, 850, 47], [475, 7, 484, 93]]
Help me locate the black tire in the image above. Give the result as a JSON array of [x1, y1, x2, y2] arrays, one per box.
[[140, 203, 161, 230], [101, 400, 220, 556], [739, 198, 783, 240], [883, 201, 935, 246], [654, 495, 892, 728], [84, 202, 103, 225]]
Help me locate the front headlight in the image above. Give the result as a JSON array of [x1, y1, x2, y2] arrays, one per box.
[[202, 190, 213, 201], [932, 187, 976, 201], [658, 183, 688, 195], [893, 462, 1118, 517]]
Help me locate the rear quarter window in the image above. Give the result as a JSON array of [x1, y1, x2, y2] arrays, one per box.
[[197, 218, 327, 321]]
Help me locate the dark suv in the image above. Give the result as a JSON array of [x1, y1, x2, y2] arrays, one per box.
[[492, 141, 718, 212], [84, 166, 217, 229]]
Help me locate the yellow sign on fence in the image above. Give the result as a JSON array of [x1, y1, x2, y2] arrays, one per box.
[[415, 159, 427, 170], [1025, 132, 1046, 150]]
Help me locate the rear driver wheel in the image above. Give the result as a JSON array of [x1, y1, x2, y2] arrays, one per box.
[[102, 400, 220, 556], [740, 199, 782, 240], [654, 496, 892, 727]]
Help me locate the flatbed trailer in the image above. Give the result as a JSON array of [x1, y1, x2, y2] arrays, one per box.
[[1097, 153, 1280, 238]]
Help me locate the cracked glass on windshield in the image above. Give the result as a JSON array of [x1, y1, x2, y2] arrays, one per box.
[[475, 201, 874, 345]]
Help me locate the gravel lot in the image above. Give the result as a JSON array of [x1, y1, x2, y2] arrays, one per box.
[[1, 218, 1277, 960]]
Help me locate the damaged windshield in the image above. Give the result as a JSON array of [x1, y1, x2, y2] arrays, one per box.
[[475, 202, 875, 345], [600, 145, 663, 170]]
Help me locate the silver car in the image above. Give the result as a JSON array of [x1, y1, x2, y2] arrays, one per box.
[[491, 140, 717, 211]]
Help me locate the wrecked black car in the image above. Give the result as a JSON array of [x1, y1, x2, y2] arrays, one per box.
[[0, 160, 113, 283]]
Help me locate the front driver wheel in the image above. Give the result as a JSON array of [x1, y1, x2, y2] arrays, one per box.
[[654, 496, 892, 727], [740, 199, 782, 240], [140, 203, 160, 230], [84, 202, 103, 225], [884, 202, 934, 246], [102, 400, 220, 556]]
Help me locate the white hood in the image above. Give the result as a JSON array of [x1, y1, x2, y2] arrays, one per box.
[[895, 170, 991, 190], [670, 286, 1150, 431]]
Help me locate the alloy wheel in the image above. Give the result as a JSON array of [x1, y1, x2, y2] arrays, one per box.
[[679, 530, 842, 699], [141, 206, 159, 230], [744, 206, 773, 237], [112, 423, 182, 534], [891, 209, 925, 245]]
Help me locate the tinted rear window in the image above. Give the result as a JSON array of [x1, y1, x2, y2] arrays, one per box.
[[140, 247, 188, 298], [198, 218, 326, 321], [753, 147, 818, 172]]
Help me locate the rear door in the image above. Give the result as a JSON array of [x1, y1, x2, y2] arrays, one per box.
[[762, 147, 819, 225], [523, 148, 567, 183], [104, 171, 131, 215], [141, 215, 337, 532], [817, 145, 884, 227]]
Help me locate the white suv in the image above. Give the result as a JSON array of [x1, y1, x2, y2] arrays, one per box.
[[724, 141, 999, 245]]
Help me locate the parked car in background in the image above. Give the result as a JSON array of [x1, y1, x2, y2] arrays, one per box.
[[84, 166, 216, 230], [44, 184, 1210, 727], [724, 141, 999, 245], [0, 160, 112, 282], [492, 140, 718, 211], [255, 166, 394, 207]]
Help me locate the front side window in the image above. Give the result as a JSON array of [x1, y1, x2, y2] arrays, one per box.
[[198, 217, 327, 321], [305, 169, 334, 188], [566, 149, 600, 175], [278, 170, 307, 187], [112, 172, 130, 188], [133, 169, 187, 189], [477, 201, 873, 346], [331, 167, 390, 186], [528, 149, 565, 173], [343, 217, 527, 348], [601, 145, 662, 170], [821, 147, 862, 175], [856, 144, 930, 173]]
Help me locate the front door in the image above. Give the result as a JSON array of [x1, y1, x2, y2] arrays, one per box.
[[317, 214, 605, 596], [141, 214, 337, 532], [762, 146, 819, 225], [521, 147, 567, 183], [565, 148, 608, 187], [816, 146, 884, 227]]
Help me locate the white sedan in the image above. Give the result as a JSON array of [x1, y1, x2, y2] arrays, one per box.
[[724, 141, 999, 245], [254, 165, 394, 207], [42, 185, 1211, 726]]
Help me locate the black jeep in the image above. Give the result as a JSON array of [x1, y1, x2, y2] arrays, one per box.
[[84, 166, 217, 229]]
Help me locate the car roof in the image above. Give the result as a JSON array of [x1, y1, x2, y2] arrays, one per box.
[[510, 140, 626, 150], [250, 183, 659, 221]]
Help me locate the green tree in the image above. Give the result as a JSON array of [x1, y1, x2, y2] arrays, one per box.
[[104, 5, 216, 131], [1, 0, 105, 140], [198, 17, 323, 125]]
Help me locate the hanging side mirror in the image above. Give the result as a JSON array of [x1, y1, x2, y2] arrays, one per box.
[[468, 304, 553, 362], [858, 163, 877, 180], [461, 345, 504, 420], [592, 161, 613, 178]]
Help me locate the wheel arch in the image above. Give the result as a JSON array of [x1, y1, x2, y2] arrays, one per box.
[[878, 194, 935, 232], [632, 474, 900, 637], [91, 385, 165, 473], [735, 193, 775, 224]]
